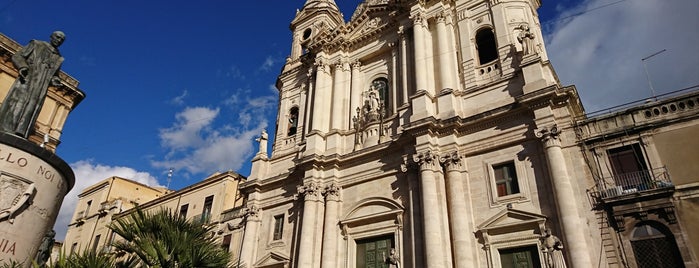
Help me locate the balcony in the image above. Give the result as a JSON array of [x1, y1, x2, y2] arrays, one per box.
[[191, 213, 212, 225], [220, 207, 245, 222], [591, 167, 674, 202]]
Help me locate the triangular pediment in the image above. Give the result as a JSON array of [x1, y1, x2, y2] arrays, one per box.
[[477, 207, 547, 232], [254, 251, 290, 268]]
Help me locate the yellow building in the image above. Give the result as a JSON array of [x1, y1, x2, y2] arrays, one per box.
[[63, 171, 248, 263], [62, 176, 168, 255]]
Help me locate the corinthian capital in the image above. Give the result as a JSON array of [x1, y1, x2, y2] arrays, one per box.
[[413, 150, 438, 170], [535, 124, 561, 147], [297, 182, 322, 201], [440, 151, 464, 171], [323, 183, 342, 201], [243, 205, 261, 222], [411, 13, 425, 26]]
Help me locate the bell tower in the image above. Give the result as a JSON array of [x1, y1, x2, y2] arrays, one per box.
[[288, 0, 343, 61]]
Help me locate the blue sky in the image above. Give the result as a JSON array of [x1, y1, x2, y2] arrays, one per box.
[[1, 0, 697, 240]]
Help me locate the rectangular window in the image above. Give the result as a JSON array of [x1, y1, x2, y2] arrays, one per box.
[[607, 144, 651, 189], [221, 234, 232, 251], [499, 246, 541, 268], [70, 243, 78, 255], [85, 200, 92, 215], [494, 162, 519, 197], [356, 235, 394, 268], [202, 195, 214, 223], [92, 234, 101, 253], [273, 215, 284, 240], [179, 204, 189, 219]]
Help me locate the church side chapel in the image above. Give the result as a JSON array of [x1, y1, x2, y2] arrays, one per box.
[[240, 0, 601, 267]]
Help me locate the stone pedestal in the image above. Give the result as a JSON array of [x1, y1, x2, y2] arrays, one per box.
[[0, 133, 74, 264]]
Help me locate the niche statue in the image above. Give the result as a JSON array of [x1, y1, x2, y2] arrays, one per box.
[[0, 31, 65, 138]]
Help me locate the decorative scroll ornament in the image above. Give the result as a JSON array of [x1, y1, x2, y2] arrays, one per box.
[[535, 124, 561, 145]]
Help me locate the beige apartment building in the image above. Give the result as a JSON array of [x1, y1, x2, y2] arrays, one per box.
[[62, 176, 168, 255], [63, 171, 248, 262], [577, 90, 699, 268]]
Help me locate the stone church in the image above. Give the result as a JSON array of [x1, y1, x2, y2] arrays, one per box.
[[236, 0, 698, 268]]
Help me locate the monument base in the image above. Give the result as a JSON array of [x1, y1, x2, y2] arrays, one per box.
[[0, 132, 74, 265]]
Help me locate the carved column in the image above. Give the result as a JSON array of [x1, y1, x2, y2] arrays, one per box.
[[312, 58, 331, 133], [441, 152, 475, 268], [297, 182, 323, 268], [398, 26, 409, 104], [239, 205, 261, 267], [390, 42, 398, 114], [331, 61, 348, 130], [536, 125, 593, 268], [304, 71, 314, 135], [320, 184, 341, 268], [436, 12, 456, 92], [414, 150, 447, 268], [349, 61, 362, 129], [412, 14, 428, 93]]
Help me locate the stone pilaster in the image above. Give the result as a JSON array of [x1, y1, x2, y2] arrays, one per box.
[[436, 12, 456, 92], [312, 57, 331, 133], [398, 26, 409, 105], [535, 125, 593, 268], [297, 182, 322, 268], [239, 204, 261, 267], [350, 60, 362, 127], [413, 150, 447, 268], [440, 152, 475, 268], [320, 183, 341, 268], [411, 14, 427, 93]]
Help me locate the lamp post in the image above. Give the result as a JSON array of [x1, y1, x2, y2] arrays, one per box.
[[642, 49, 666, 100]]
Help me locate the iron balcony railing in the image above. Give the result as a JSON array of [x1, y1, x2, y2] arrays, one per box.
[[594, 167, 673, 199]]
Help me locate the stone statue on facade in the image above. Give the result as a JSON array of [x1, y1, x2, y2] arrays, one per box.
[[0, 31, 66, 138], [516, 24, 535, 56], [384, 248, 400, 268], [542, 229, 567, 268], [255, 129, 268, 156], [35, 229, 55, 267]]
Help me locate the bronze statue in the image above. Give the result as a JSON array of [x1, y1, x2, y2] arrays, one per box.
[[0, 31, 65, 138]]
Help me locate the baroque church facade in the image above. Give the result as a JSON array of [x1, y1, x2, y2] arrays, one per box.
[[240, 0, 603, 267]]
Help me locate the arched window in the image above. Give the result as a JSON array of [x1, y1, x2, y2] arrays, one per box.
[[630, 222, 685, 268], [287, 107, 299, 136], [476, 28, 498, 64]]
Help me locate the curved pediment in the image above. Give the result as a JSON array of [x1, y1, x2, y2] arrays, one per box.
[[343, 197, 403, 222]]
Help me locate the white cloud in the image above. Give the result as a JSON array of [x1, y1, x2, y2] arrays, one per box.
[[259, 56, 276, 71], [54, 160, 160, 241], [159, 107, 219, 151], [153, 96, 274, 176], [170, 90, 188, 106], [546, 0, 699, 112]]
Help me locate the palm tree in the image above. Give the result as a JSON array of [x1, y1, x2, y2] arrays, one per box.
[[109, 207, 231, 268]]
